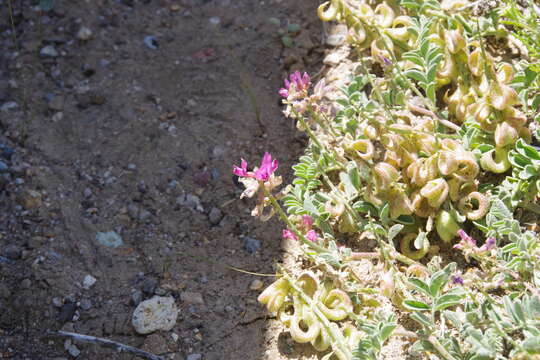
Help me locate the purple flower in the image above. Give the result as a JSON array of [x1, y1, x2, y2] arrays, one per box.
[[306, 230, 319, 242], [253, 152, 278, 181], [455, 229, 476, 248], [233, 158, 249, 177], [479, 237, 496, 252], [282, 229, 298, 241], [451, 274, 464, 285]]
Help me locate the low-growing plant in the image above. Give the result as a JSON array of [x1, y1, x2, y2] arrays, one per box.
[[233, 0, 540, 359]]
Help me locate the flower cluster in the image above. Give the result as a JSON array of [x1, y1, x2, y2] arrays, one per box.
[[282, 215, 320, 243], [453, 229, 496, 261]]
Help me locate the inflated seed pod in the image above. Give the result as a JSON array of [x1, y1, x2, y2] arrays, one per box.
[[407, 157, 438, 187], [470, 100, 492, 125], [441, 0, 469, 11], [318, 288, 353, 321], [349, 22, 367, 45], [363, 124, 379, 139], [495, 121, 519, 148], [374, 2, 395, 28], [258, 278, 290, 313], [357, 2, 374, 20], [445, 29, 466, 54], [297, 271, 319, 298], [389, 187, 414, 219], [371, 37, 394, 64], [496, 63, 514, 84], [503, 107, 528, 127], [373, 162, 400, 192], [440, 138, 463, 152], [400, 233, 430, 260], [411, 190, 436, 218], [278, 301, 295, 327], [406, 264, 430, 279], [468, 48, 484, 77], [342, 324, 363, 349], [437, 50, 457, 85], [448, 178, 477, 202], [480, 148, 511, 173], [477, 74, 491, 97], [379, 271, 395, 298], [325, 196, 346, 218], [438, 151, 459, 175], [310, 325, 331, 352], [385, 16, 413, 42], [289, 298, 321, 343], [350, 139, 375, 161], [453, 153, 479, 182], [365, 183, 384, 207], [420, 178, 449, 208], [384, 150, 401, 169], [317, 0, 340, 21], [435, 210, 460, 243], [489, 82, 517, 110], [458, 191, 489, 220]]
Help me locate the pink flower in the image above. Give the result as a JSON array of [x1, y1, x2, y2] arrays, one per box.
[[306, 230, 318, 242], [232, 158, 249, 177], [279, 71, 311, 98], [282, 229, 298, 241], [455, 229, 476, 248], [253, 152, 278, 181], [232, 153, 278, 181], [479, 237, 496, 252], [302, 215, 313, 229]]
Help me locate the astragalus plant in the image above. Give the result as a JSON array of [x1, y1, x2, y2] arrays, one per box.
[[233, 0, 540, 359]]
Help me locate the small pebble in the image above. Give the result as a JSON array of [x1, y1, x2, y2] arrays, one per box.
[[242, 237, 261, 254], [83, 188, 92, 198], [80, 298, 92, 310], [127, 163, 137, 170], [0, 161, 8, 173], [208, 207, 222, 225], [142, 278, 157, 294], [52, 297, 63, 307], [144, 36, 159, 50], [131, 290, 143, 306], [40, 45, 59, 57], [249, 279, 264, 291], [187, 354, 202, 360], [209, 16, 220, 25], [96, 231, 123, 248], [83, 274, 97, 290], [76, 26, 93, 41], [3, 244, 22, 260], [1, 147, 14, 160]]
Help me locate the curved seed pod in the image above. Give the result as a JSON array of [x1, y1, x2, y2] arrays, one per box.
[[318, 289, 353, 321], [278, 301, 295, 327], [289, 304, 321, 343], [310, 326, 331, 352], [258, 278, 290, 313], [349, 22, 367, 44], [437, 50, 457, 85], [440, 138, 463, 152], [503, 106, 528, 127], [411, 190, 436, 218], [325, 196, 345, 218], [489, 82, 517, 110], [470, 101, 493, 130], [438, 151, 459, 175], [420, 178, 449, 208], [374, 2, 395, 28], [435, 210, 460, 243], [371, 37, 394, 64], [364, 124, 379, 139], [441, 0, 469, 11], [317, 0, 340, 21], [350, 139, 374, 161], [458, 191, 489, 220], [496, 63, 514, 84], [468, 48, 484, 77], [297, 271, 319, 298], [389, 187, 414, 219], [343, 324, 363, 349], [373, 162, 400, 192], [480, 148, 511, 173], [365, 183, 384, 206], [519, 126, 532, 144], [445, 29, 466, 54], [495, 121, 519, 148], [385, 16, 413, 42], [448, 178, 477, 202], [400, 233, 430, 260], [415, 133, 438, 155], [407, 157, 438, 187], [453, 153, 479, 182], [477, 74, 491, 96], [357, 3, 374, 20], [379, 271, 395, 298]]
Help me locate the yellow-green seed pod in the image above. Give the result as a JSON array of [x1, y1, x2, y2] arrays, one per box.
[[374, 2, 395, 28], [435, 210, 460, 243], [400, 233, 430, 260], [317, 0, 339, 22], [495, 121, 519, 148], [420, 178, 449, 208], [458, 191, 489, 220], [480, 148, 511, 174]]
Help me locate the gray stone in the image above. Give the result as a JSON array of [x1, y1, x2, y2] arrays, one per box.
[[180, 291, 204, 305], [131, 290, 143, 306], [52, 297, 63, 307], [48, 95, 65, 111], [82, 274, 96, 290], [132, 296, 178, 334], [0, 283, 11, 299], [3, 244, 22, 260], [187, 354, 202, 360], [127, 204, 139, 220], [208, 207, 222, 225], [80, 298, 92, 310], [138, 209, 151, 222], [142, 277, 157, 294], [76, 26, 93, 41], [242, 237, 261, 254], [96, 231, 123, 248], [40, 45, 59, 57], [83, 188, 92, 198]]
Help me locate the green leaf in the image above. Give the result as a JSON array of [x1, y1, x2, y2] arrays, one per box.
[[403, 299, 431, 311], [414, 232, 427, 250], [408, 278, 432, 297], [388, 224, 404, 242], [404, 68, 427, 83], [410, 312, 433, 328], [429, 263, 456, 297], [379, 203, 390, 226], [435, 293, 464, 311], [523, 337, 540, 353], [281, 35, 294, 47], [380, 323, 397, 342], [490, 198, 512, 220]]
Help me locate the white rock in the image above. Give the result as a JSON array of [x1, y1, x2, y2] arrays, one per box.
[[323, 46, 351, 66], [82, 274, 97, 290], [76, 26, 93, 41], [132, 296, 179, 334]]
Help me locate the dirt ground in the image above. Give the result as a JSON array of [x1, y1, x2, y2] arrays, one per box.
[[0, 0, 326, 359]]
